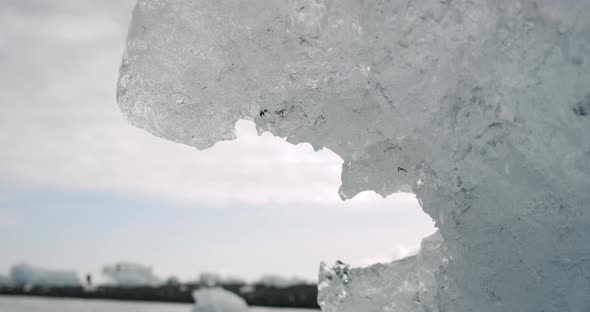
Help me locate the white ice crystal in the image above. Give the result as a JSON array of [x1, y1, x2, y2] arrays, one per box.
[[318, 232, 442, 312], [117, 0, 590, 311], [192, 287, 249, 312]]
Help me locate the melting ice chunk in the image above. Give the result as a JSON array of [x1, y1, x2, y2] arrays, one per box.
[[192, 288, 249, 312], [318, 232, 442, 312], [118, 0, 590, 311]]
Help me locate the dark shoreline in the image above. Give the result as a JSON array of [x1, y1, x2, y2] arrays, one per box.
[[0, 284, 320, 309]]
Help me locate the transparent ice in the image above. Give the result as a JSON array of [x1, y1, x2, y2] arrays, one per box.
[[318, 232, 441, 312], [117, 0, 590, 311]]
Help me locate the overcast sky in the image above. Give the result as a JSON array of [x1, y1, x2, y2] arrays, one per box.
[[0, 0, 435, 282]]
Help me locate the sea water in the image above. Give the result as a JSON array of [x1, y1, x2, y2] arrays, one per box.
[[0, 296, 317, 312]]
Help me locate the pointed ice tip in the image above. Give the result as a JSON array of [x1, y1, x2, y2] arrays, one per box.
[[337, 186, 350, 201]]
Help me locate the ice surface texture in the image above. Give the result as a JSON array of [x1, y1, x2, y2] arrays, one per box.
[[192, 288, 249, 312], [318, 232, 442, 312], [117, 0, 590, 311]]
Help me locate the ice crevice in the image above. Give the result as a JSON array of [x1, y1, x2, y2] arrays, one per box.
[[117, 0, 590, 311]]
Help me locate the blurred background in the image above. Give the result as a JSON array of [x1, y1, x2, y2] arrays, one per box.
[[0, 0, 435, 310]]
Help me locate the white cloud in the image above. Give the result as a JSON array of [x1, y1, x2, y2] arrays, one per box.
[[0, 0, 439, 283], [0, 0, 436, 224], [360, 245, 420, 267], [0, 0, 421, 209]]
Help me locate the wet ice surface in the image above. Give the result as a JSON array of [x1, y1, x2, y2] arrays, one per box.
[[192, 288, 248, 312], [118, 0, 590, 311], [317, 232, 441, 312]]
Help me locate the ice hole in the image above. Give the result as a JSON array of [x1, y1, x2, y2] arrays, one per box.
[[224, 119, 436, 274]]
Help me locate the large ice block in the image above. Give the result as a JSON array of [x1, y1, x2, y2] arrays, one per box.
[[117, 1, 590, 311]]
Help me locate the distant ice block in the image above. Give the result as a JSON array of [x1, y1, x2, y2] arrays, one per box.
[[192, 287, 249, 312], [102, 262, 160, 286], [256, 275, 309, 288], [0, 274, 14, 287], [117, 0, 590, 311], [10, 262, 81, 287], [197, 272, 245, 287]]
